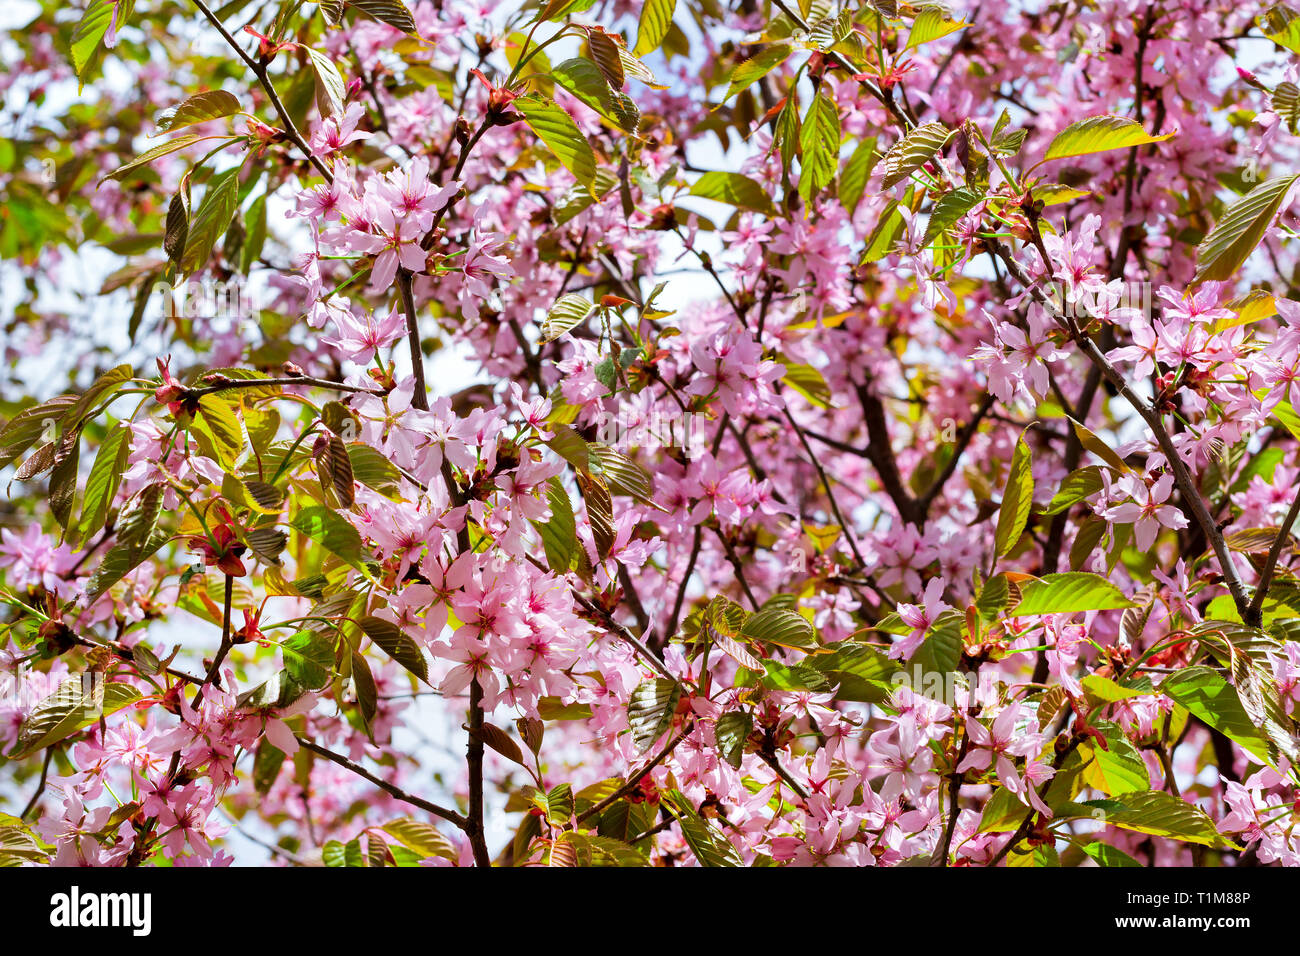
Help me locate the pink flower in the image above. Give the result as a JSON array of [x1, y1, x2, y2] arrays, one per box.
[[891, 578, 951, 660], [1100, 473, 1188, 551]]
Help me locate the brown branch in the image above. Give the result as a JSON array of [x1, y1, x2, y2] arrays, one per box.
[[294, 736, 468, 828], [190, 0, 334, 183]]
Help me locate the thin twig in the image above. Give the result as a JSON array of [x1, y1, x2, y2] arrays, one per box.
[[294, 736, 468, 828]]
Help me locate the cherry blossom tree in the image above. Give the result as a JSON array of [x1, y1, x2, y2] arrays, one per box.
[[2, 0, 1300, 868]]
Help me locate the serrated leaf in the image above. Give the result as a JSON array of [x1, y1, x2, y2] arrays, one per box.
[[1159, 666, 1272, 765], [348, 0, 416, 33], [306, 47, 347, 118], [798, 92, 840, 201], [838, 136, 879, 215], [291, 505, 364, 568], [1260, 3, 1300, 54], [1081, 790, 1231, 848], [589, 443, 654, 503], [881, 122, 950, 190], [688, 171, 776, 216], [518, 96, 597, 189], [359, 615, 428, 683], [633, 0, 675, 55], [627, 678, 680, 752], [77, 422, 130, 538], [70, 0, 112, 76], [536, 476, 577, 574], [197, 394, 243, 465], [381, 818, 457, 860], [9, 678, 141, 759], [182, 168, 240, 273], [282, 630, 335, 689], [157, 90, 241, 132], [541, 294, 596, 343], [740, 606, 818, 651], [1042, 466, 1103, 515], [994, 431, 1033, 558], [1193, 175, 1300, 284], [663, 789, 741, 866], [714, 711, 751, 769], [1009, 572, 1136, 616], [922, 186, 983, 245], [1042, 114, 1175, 163], [905, 7, 968, 49], [103, 134, 204, 182], [723, 44, 791, 102], [347, 443, 402, 495]]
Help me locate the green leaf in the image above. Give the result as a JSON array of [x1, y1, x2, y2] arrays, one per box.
[[905, 7, 968, 49], [347, 443, 402, 495], [541, 293, 596, 343], [1080, 790, 1231, 848], [350, 650, 378, 734], [360, 615, 429, 683], [589, 443, 655, 504], [1260, 3, 1300, 54], [517, 96, 597, 190], [880, 122, 951, 189], [911, 608, 964, 675], [1081, 841, 1142, 867], [348, 0, 417, 33], [723, 44, 791, 102], [863, 196, 904, 261], [663, 790, 741, 866], [740, 607, 818, 651], [535, 476, 577, 574], [282, 630, 335, 689], [1009, 572, 1136, 616], [197, 395, 244, 466], [1042, 466, 1104, 515], [8, 678, 141, 759], [291, 505, 365, 568], [306, 47, 347, 118], [85, 484, 167, 600], [1080, 674, 1149, 703], [688, 171, 777, 216], [1041, 114, 1176, 163], [633, 0, 676, 55], [1193, 175, 1300, 284], [714, 711, 752, 769], [0, 395, 77, 468], [156, 90, 241, 132], [922, 186, 984, 246], [164, 190, 190, 264], [60, 364, 134, 438], [1159, 666, 1272, 764], [994, 431, 1033, 558], [547, 423, 591, 473], [838, 136, 879, 216], [70, 0, 118, 78], [781, 363, 832, 408], [550, 58, 639, 132], [77, 422, 130, 538], [49, 436, 80, 531], [798, 92, 840, 202], [381, 818, 457, 861], [103, 134, 204, 182], [627, 678, 680, 752], [182, 168, 241, 273], [1077, 734, 1149, 796], [809, 642, 898, 702], [253, 740, 286, 795]]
